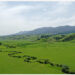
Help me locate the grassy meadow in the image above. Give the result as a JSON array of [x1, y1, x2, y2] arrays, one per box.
[[0, 34, 75, 74]]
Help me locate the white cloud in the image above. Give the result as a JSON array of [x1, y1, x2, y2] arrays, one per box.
[[0, 2, 75, 35], [0, 3, 34, 35]]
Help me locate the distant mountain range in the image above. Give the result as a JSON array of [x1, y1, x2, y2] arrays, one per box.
[[14, 25, 75, 35]]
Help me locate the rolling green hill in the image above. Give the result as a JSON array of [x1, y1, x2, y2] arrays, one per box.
[[0, 33, 75, 74], [14, 26, 75, 35]]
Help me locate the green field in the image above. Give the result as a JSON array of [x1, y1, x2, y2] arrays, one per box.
[[0, 34, 75, 74]]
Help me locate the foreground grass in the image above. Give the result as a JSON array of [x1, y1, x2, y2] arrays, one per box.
[[0, 40, 75, 74]]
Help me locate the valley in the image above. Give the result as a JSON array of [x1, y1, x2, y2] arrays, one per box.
[[0, 33, 75, 74]]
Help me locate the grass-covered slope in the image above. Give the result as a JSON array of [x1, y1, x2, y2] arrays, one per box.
[[37, 33, 75, 42], [0, 33, 75, 74], [61, 33, 75, 41], [0, 37, 75, 74]]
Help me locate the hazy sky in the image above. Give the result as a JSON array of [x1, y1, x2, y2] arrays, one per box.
[[0, 1, 75, 35]]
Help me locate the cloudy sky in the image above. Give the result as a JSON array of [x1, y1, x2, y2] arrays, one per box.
[[0, 1, 75, 35]]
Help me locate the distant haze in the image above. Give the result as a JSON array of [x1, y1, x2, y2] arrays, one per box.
[[0, 1, 75, 35]]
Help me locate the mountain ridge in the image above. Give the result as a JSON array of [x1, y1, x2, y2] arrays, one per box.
[[14, 25, 75, 35]]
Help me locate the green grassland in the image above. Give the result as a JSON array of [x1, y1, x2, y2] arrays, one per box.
[[0, 33, 75, 74]]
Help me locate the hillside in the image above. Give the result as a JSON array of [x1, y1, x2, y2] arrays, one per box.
[[15, 25, 75, 35], [0, 34, 75, 74], [0, 31, 75, 74], [37, 33, 75, 42], [1, 25, 75, 41]]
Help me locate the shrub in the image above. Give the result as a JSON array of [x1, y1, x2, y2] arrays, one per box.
[[36, 59, 50, 64], [61, 68, 69, 74], [31, 56, 37, 60], [69, 72, 75, 74], [16, 56, 22, 58], [27, 57, 31, 60], [17, 52, 22, 53], [5, 45, 16, 48], [61, 33, 75, 42], [36, 60, 44, 64], [56, 64, 61, 67], [44, 59, 50, 64], [9, 46, 16, 48], [50, 63, 54, 66], [0, 42, 2, 45], [24, 59, 30, 62]]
